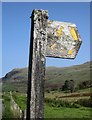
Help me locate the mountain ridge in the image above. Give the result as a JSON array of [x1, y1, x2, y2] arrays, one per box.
[[2, 61, 92, 93]]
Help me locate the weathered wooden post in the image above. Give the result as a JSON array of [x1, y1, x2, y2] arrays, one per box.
[[26, 9, 82, 119], [26, 9, 48, 119]]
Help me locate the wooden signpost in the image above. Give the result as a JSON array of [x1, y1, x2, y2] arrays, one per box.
[[47, 20, 82, 59], [26, 9, 82, 119]]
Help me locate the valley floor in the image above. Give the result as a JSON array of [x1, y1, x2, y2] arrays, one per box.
[[2, 88, 92, 119], [44, 103, 91, 118]]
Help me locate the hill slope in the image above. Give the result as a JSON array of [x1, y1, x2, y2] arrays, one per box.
[[2, 61, 92, 93]]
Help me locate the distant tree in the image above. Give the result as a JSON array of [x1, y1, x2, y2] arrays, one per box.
[[69, 80, 75, 93], [62, 80, 69, 93], [62, 80, 75, 93], [78, 80, 91, 89]]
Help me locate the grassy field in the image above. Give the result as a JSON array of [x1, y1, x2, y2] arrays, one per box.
[[78, 88, 91, 93], [2, 92, 92, 119], [2, 61, 92, 93], [2, 86, 92, 118], [9, 89, 92, 119], [44, 103, 91, 118], [12, 92, 26, 111], [2, 92, 14, 118], [45, 87, 91, 101], [0, 92, 2, 99], [2, 62, 92, 118]]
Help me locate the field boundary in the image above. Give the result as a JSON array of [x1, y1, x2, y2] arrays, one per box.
[[10, 92, 26, 118]]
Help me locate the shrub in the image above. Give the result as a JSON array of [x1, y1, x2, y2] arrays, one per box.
[[72, 103, 81, 108], [75, 99, 92, 107], [45, 98, 82, 108], [45, 97, 92, 108]]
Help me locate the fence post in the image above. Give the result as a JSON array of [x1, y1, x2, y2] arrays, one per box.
[[26, 9, 48, 119]]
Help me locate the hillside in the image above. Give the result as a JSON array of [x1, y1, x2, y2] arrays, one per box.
[[2, 61, 92, 93]]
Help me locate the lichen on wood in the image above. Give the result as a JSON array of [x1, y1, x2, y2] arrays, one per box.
[[46, 20, 82, 59], [27, 9, 82, 119], [27, 9, 48, 119]]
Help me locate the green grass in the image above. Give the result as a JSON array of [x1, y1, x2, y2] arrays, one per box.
[[2, 92, 14, 118], [44, 103, 91, 118], [78, 87, 91, 93], [12, 92, 26, 111], [2, 61, 92, 93], [2, 91, 92, 119], [45, 89, 91, 101], [11, 92, 92, 119], [0, 93, 2, 99]]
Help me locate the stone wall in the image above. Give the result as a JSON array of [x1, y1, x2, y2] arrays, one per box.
[[10, 92, 25, 118]]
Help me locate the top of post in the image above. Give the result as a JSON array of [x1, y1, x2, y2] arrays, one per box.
[[30, 9, 82, 59], [30, 9, 48, 19]]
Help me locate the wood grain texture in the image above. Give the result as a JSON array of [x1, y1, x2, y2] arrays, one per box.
[[27, 9, 48, 119], [46, 20, 82, 59]]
